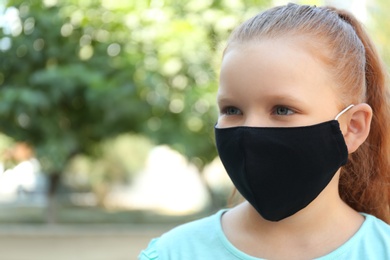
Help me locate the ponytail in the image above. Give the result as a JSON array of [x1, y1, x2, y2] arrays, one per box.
[[334, 8, 390, 223]]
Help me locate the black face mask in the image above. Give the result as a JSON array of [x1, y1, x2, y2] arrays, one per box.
[[215, 107, 352, 222]]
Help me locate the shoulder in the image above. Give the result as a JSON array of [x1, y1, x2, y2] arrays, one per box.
[[139, 210, 227, 260], [339, 214, 390, 258], [317, 213, 390, 260], [361, 213, 390, 240]]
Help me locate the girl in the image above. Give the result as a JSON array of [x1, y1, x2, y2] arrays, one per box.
[[140, 3, 390, 259]]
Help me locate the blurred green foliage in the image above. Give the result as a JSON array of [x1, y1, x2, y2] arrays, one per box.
[[368, 0, 390, 67], [1, 0, 387, 196], [0, 0, 271, 177]]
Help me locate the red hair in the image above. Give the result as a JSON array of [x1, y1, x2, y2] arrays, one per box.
[[225, 4, 390, 223]]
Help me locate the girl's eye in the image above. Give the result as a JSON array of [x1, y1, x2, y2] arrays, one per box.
[[223, 107, 242, 115], [274, 106, 294, 116]]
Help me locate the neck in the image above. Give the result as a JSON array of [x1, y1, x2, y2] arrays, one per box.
[[222, 173, 364, 259], [243, 198, 358, 241]]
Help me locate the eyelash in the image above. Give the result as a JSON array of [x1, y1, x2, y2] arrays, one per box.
[[220, 106, 242, 115], [220, 106, 295, 116], [272, 106, 295, 116]]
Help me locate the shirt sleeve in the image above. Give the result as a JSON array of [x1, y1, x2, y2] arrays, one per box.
[[138, 238, 159, 260]]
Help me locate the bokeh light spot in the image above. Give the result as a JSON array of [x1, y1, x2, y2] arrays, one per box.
[[107, 43, 121, 57], [169, 99, 184, 114]]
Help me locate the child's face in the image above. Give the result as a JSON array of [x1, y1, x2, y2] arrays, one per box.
[[217, 39, 343, 128]]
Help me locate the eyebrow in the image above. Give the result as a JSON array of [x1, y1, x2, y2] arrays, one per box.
[[216, 95, 232, 104], [267, 93, 306, 104], [217, 92, 306, 105]]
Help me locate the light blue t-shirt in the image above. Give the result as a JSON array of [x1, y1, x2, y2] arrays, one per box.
[[139, 209, 390, 259]]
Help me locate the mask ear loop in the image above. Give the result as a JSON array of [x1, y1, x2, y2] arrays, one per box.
[[335, 104, 354, 120]]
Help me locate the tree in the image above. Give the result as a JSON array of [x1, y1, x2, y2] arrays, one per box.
[[367, 0, 390, 68], [0, 0, 271, 220]]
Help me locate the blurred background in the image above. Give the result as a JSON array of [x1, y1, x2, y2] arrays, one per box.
[[0, 0, 389, 259]]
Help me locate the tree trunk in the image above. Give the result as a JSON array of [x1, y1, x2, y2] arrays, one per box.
[[45, 172, 61, 224]]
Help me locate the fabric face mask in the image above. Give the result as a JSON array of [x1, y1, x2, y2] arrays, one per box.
[[214, 105, 353, 222]]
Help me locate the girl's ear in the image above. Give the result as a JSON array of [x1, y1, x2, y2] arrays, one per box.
[[342, 103, 372, 154]]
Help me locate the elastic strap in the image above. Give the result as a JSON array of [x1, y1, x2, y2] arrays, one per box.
[[335, 104, 354, 120]]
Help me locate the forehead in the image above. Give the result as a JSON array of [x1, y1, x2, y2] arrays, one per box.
[[219, 39, 339, 101], [222, 39, 327, 80]]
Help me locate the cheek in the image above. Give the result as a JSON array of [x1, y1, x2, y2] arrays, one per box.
[[336, 119, 353, 152], [217, 115, 242, 128], [216, 116, 231, 128]]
